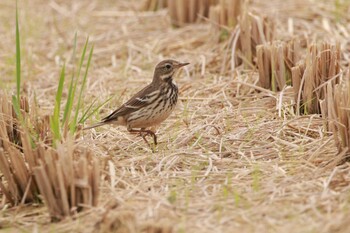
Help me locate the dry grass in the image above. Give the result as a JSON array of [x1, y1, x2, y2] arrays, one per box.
[[1, 0, 350, 232]]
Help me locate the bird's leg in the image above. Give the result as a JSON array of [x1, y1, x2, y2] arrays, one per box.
[[146, 129, 157, 145], [143, 128, 157, 145], [139, 128, 151, 146], [128, 128, 149, 145], [128, 128, 157, 145]]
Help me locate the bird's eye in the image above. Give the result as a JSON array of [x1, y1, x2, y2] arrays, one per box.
[[165, 64, 172, 69]]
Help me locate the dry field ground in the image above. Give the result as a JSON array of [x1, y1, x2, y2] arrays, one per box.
[[1, 0, 350, 232]]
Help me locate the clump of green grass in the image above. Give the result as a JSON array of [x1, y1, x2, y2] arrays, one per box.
[[51, 34, 94, 143], [0, 5, 100, 221]]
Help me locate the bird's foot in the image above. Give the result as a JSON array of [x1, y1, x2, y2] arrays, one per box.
[[129, 128, 158, 148]]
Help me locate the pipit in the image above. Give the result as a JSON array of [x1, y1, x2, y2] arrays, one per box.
[[84, 59, 189, 145]]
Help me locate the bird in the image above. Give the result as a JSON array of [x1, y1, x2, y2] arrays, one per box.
[[84, 59, 189, 145]]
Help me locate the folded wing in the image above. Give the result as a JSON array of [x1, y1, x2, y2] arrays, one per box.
[[102, 84, 159, 122]]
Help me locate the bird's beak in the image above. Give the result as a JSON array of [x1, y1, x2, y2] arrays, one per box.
[[176, 62, 190, 68]]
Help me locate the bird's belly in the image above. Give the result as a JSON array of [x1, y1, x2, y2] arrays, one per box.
[[127, 104, 176, 129]]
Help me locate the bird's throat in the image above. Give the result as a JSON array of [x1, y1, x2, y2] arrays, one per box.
[[163, 75, 173, 83], [157, 71, 174, 82]]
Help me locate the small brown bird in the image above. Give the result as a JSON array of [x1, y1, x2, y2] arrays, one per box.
[[84, 59, 189, 145]]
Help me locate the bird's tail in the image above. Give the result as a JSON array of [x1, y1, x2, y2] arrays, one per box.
[[83, 122, 107, 130]]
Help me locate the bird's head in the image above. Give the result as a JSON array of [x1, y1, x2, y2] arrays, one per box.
[[153, 59, 189, 83]]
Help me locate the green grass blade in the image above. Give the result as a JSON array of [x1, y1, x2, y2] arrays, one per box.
[[62, 33, 77, 125], [12, 95, 23, 123], [79, 94, 114, 124], [15, 1, 21, 106], [68, 37, 89, 119], [71, 44, 94, 133], [62, 76, 74, 125], [70, 37, 89, 116], [76, 37, 89, 82], [63, 35, 88, 130], [54, 64, 66, 119], [78, 99, 97, 124], [49, 116, 58, 144], [12, 2, 24, 123], [51, 64, 66, 141]]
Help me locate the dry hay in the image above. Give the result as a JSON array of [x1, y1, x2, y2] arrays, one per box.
[[1, 0, 350, 232]]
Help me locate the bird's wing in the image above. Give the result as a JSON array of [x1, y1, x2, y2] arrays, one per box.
[[102, 84, 159, 122]]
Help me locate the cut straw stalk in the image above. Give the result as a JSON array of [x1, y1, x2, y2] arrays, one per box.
[[235, 11, 275, 67], [321, 70, 350, 161], [257, 41, 341, 116], [217, 10, 275, 74], [142, 0, 168, 11], [33, 142, 99, 221], [257, 39, 302, 91], [0, 93, 100, 220], [0, 149, 23, 205], [168, 0, 218, 26], [147, 0, 242, 28], [292, 42, 341, 115], [0, 94, 35, 205], [209, 0, 242, 30]]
